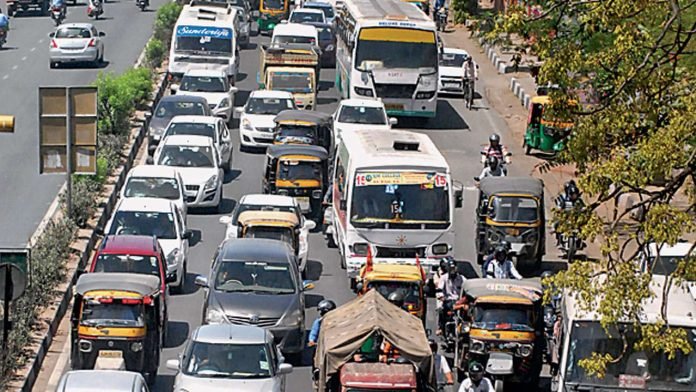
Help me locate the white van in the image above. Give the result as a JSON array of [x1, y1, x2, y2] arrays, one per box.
[[271, 22, 319, 45]]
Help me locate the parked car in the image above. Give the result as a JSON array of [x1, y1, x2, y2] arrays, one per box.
[[121, 164, 187, 219], [306, 22, 336, 67], [303, 1, 335, 25], [148, 95, 212, 153], [438, 47, 471, 96], [161, 115, 233, 172], [196, 238, 313, 355], [151, 135, 225, 211], [167, 324, 293, 391], [288, 7, 325, 24], [172, 69, 238, 121], [49, 23, 105, 68], [236, 90, 297, 149], [56, 370, 149, 392], [104, 197, 191, 293], [333, 99, 396, 139]]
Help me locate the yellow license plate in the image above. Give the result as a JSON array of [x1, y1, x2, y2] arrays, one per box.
[[385, 104, 404, 111], [296, 197, 310, 211], [98, 350, 123, 359]]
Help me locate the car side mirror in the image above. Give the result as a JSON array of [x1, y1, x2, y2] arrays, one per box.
[[166, 359, 180, 371], [281, 20, 288, 24], [170, 84, 179, 95], [234, 107, 244, 114], [303, 280, 315, 291], [304, 220, 316, 231], [194, 275, 209, 288], [278, 363, 293, 375], [146, 157, 154, 165], [182, 229, 193, 239], [98, 31, 106, 37], [165, 273, 177, 284], [229, 86, 238, 93], [219, 216, 232, 225], [49, 32, 55, 38], [388, 117, 397, 126]]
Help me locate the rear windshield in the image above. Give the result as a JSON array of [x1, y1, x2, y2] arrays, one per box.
[[273, 35, 316, 45], [94, 254, 160, 278], [155, 101, 208, 118], [165, 122, 216, 140], [55, 27, 91, 39]]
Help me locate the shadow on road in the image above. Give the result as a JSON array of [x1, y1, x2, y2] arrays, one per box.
[[237, 72, 248, 82], [165, 320, 190, 348], [304, 293, 325, 309], [224, 169, 242, 184], [177, 272, 202, 296], [305, 260, 324, 281], [234, 89, 251, 107], [430, 100, 469, 130], [188, 229, 202, 246], [216, 198, 236, 215], [153, 374, 175, 392]]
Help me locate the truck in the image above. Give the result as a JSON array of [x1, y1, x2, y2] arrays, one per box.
[[313, 289, 435, 391], [258, 43, 320, 110]]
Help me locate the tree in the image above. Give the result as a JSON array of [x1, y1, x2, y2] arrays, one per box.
[[491, 0, 696, 377]]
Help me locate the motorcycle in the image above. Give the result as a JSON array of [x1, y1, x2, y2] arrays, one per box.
[[440, 299, 458, 352], [480, 144, 512, 166], [435, 7, 448, 32], [136, 0, 148, 11], [50, 6, 65, 26], [559, 229, 584, 262], [87, 0, 103, 19]]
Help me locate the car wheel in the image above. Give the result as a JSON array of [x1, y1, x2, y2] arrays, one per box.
[[49, 61, 56, 69]]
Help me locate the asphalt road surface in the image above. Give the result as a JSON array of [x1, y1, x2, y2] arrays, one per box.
[[0, 0, 168, 248], [149, 32, 556, 391]]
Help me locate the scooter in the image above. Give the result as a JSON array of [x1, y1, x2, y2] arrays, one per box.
[[135, 0, 148, 11], [435, 7, 448, 32], [559, 230, 584, 263], [50, 5, 65, 26], [87, 0, 103, 19]]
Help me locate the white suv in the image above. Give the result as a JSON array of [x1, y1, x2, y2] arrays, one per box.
[[104, 197, 190, 293], [121, 164, 187, 220], [333, 99, 396, 139], [151, 135, 224, 211], [162, 115, 233, 172], [236, 90, 296, 149], [173, 69, 238, 121]]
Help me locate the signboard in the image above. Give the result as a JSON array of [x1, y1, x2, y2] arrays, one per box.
[[355, 172, 447, 187], [0, 249, 30, 300], [39, 87, 98, 174], [175, 25, 232, 39]]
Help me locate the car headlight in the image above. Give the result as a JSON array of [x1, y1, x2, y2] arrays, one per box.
[[130, 342, 143, 352], [166, 249, 179, 266], [517, 344, 533, 358], [241, 118, 254, 132], [470, 339, 486, 354], [432, 243, 449, 255], [325, 44, 334, 51], [206, 309, 228, 324], [218, 98, 230, 108], [352, 243, 369, 256], [204, 175, 218, 191], [354, 87, 373, 97], [280, 308, 303, 328], [149, 126, 163, 138]]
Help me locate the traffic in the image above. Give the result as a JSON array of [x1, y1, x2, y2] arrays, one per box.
[[5, 0, 693, 391]]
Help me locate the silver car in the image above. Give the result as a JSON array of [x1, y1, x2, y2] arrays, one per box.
[[49, 23, 105, 68], [56, 370, 149, 392], [167, 324, 292, 392]]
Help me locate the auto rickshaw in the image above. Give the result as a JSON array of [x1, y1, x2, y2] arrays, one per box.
[[353, 255, 428, 323], [262, 144, 329, 221], [273, 110, 334, 153], [257, 0, 290, 34], [70, 273, 163, 383], [454, 279, 544, 391], [523, 96, 577, 155], [475, 177, 545, 269]]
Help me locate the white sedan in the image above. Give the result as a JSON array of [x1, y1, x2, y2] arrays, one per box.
[[151, 135, 224, 211], [161, 115, 233, 172], [172, 69, 238, 121], [438, 47, 474, 95], [121, 164, 188, 220], [236, 90, 297, 149], [333, 99, 396, 139]]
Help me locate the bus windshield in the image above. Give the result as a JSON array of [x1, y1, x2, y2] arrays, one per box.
[[175, 26, 233, 56], [355, 27, 437, 71], [350, 172, 449, 227], [566, 321, 696, 390]]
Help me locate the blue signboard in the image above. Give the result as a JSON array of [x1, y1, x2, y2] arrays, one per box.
[[176, 25, 233, 39]]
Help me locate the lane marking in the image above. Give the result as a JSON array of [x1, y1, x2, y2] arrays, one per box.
[[21, 56, 27, 61], [30, 47, 36, 52], [2, 75, 8, 80], [11, 65, 17, 70]]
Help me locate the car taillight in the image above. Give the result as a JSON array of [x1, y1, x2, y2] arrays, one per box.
[[50, 39, 58, 48], [88, 38, 96, 47]]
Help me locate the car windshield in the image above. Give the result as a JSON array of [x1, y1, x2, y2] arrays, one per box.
[[490, 196, 539, 223], [356, 28, 438, 70], [275, 125, 316, 144], [165, 122, 216, 140], [263, 0, 283, 10], [270, 72, 313, 93], [109, 211, 177, 239], [272, 35, 316, 45], [244, 226, 294, 246], [316, 26, 333, 42], [158, 145, 215, 168], [565, 322, 696, 390], [214, 261, 296, 294], [155, 101, 207, 119], [183, 342, 272, 378], [124, 177, 180, 200], [439, 52, 467, 67], [350, 172, 450, 227], [55, 27, 91, 39], [278, 160, 321, 181], [180, 76, 227, 93], [338, 106, 387, 125], [648, 255, 691, 276], [369, 281, 421, 308], [471, 303, 535, 332], [246, 97, 295, 115], [233, 204, 300, 225], [290, 11, 323, 23], [94, 254, 160, 278], [306, 5, 333, 18], [81, 303, 144, 327]]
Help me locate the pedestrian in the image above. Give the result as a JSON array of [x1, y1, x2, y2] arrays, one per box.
[[512, 49, 522, 73], [458, 362, 494, 392], [430, 339, 454, 391]]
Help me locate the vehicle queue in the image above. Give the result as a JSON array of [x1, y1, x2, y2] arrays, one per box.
[[50, 0, 696, 391]]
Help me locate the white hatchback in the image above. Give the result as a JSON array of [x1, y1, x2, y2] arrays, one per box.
[[438, 47, 472, 95], [121, 165, 187, 220], [333, 99, 396, 139], [173, 69, 238, 121], [161, 115, 233, 172], [236, 90, 296, 149], [288, 7, 326, 24], [151, 135, 224, 211]]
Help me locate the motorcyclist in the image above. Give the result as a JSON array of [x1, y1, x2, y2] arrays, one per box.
[[436, 258, 465, 335], [554, 180, 584, 245], [484, 244, 522, 280], [458, 361, 494, 392], [0, 8, 10, 36], [50, 0, 66, 18], [481, 240, 510, 276], [474, 156, 506, 181], [433, 0, 446, 18], [307, 299, 336, 347]]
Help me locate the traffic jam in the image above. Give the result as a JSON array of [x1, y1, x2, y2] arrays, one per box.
[[41, 0, 696, 391]]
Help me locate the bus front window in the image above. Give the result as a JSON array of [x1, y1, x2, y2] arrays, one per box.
[[355, 28, 437, 71]]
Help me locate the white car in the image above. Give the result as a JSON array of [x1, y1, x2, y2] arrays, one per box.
[[162, 115, 233, 171], [639, 241, 695, 277], [167, 324, 292, 392], [173, 69, 238, 121], [152, 135, 224, 211], [219, 194, 315, 272], [438, 47, 474, 95], [288, 7, 326, 24], [105, 198, 190, 293], [271, 23, 319, 45], [333, 99, 396, 139], [121, 165, 187, 220], [236, 90, 297, 149]]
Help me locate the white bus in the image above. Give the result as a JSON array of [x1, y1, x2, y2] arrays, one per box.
[[334, 0, 439, 119], [168, 2, 240, 82], [554, 275, 696, 391], [326, 129, 462, 285]]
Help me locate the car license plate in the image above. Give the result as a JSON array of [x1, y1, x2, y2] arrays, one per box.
[[384, 103, 404, 111], [98, 350, 123, 359], [445, 82, 459, 87], [296, 197, 310, 212]]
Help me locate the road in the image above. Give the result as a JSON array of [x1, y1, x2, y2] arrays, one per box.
[[148, 32, 556, 391], [0, 0, 168, 248]]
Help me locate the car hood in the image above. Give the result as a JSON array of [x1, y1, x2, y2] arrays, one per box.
[[158, 239, 180, 256], [178, 91, 227, 106], [175, 167, 218, 186], [211, 290, 299, 319], [439, 66, 463, 78], [244, 114, 277, 129], [177, 375, 280, 392]]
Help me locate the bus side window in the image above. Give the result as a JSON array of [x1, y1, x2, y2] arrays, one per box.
[[334, 157, 347, 209]]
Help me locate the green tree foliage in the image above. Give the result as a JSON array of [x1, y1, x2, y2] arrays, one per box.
[[495, 0, 696, 376], [145, 38, 166, 69], [154, 2, 183, 45], [94, 68, 153, 135]]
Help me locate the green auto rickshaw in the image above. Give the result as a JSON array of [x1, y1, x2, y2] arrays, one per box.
[[257, 0, 289, 34], [523, 96, 576, 155]]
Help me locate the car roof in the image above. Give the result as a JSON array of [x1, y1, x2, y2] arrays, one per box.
[[293, 7, 325, 14], [99, 235, 159, 255], [57, 23, 95, 30], [158, 94, 209, 104], [273, 23, 318, 36], [192, 324, 270, 345], [127, 164, 179, 179], [442, 47, 470, 56], [116, 197, 174, 213], [646, 242, 695, 257], [240, 194, 298, 207], [249, 90, 295, 99], [161, 134, 214, 147], [168, 115, 219, 124], [59, 370, 144, 391], [339, 99, 386, 109], [220, 238, 294, 262], [183, 68, 227, 77]]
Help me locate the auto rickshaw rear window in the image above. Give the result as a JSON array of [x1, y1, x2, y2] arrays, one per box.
[[94, 254, 160, 278], [489, 196, 538, 223], [81, 302, 145, 327], [263, 0, 284, 10], [472, 303, 534, 332], [245, 226, 294, 245], [278, 160, 321, 180], [368, 281, 421, 307]]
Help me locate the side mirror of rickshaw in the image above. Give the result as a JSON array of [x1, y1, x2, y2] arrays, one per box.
[[219, 216, 232, 225], [388, 117, 398, 126], [302, 280, 315, 291], [166, 359, 180, 371], [182, 229, 193, 240], [303, 220, 316, 231], [194, 275, 209, 288]]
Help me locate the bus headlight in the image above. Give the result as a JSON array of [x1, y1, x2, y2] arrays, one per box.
[[130, 342, 143, 352], [432, 243, 449, 255], [354, 87, 373, 97], [517, 344, 533, 358], [78, 340, 93, 353], [351, 243, 369, 256], [312, 190, 323, 199]]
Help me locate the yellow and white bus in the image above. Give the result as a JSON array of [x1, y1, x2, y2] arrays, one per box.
[[334, 0, 439, 119]]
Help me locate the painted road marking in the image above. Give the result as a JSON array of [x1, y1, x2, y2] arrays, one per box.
[[30, 47, 36, 52], [21, 56, 27, 61]]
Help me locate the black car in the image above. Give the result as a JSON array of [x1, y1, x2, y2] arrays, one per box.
[[148, 95, 212, 153], [306, 22, 336, 68]]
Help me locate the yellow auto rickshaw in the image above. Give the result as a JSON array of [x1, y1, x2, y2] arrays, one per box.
[[257, 0, 289, 34], [70, 273, 163, 383], [273, 110, 334, 153]]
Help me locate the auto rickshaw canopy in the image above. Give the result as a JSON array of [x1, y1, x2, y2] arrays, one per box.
[[75, 272, 160, 299], [360, 262, 425, 283], [479, 176, 544, 200], [237, 210, 300, 229], [266, 144, 329, 161], [274, 110, 333, 127], [462, 278, 543, 306]]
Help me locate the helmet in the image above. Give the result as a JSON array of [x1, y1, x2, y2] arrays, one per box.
[[387, 291, 404, 308], [439, 257, 449, 272], [499, 240, 511, 252], [489, 134, 500, 146], [447, 258, 458, 275], [494, 245, 508, 261], [564, 180, 580, 198], [428, 339, 438, 353], [469, 361, 484, 382], [317, 299, 336, 316], [487, 155, 499, 169], [541, 270, 554, 280]]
